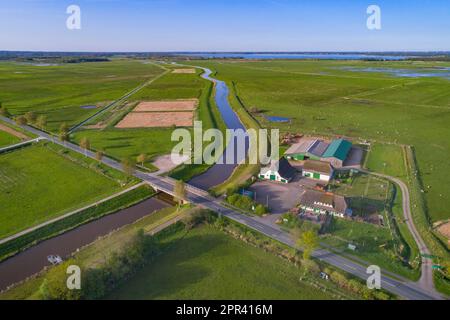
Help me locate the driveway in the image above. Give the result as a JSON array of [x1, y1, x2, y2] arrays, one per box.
[[249, 174, 305, 214]]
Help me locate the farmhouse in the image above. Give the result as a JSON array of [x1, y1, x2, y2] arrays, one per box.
[[302, 160, 333, 182], [285, 138, 352, 168], [259, 158, 296, 183], [299, 189, 352, 218]]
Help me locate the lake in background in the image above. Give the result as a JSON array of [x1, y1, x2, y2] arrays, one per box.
[[177, 53, 412, 60]]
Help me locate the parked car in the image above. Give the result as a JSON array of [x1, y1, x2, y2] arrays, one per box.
[[47, 255, 63, 265], [320, 272, 329, 280]]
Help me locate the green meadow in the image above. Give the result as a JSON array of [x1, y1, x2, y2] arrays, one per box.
[[0, 60, 164, 131], [107, 225, 335, 300], [72, 128, 176, 163], [0, 144, 123, 239], [188, 60, 450, 223], [0, 130, 20, 147], [73, 65, 225, 170]]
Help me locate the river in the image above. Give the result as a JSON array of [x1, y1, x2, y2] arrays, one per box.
[[0, 197, 170, 291], [189, 67, 249, 189], [0, 66, 242, 292]]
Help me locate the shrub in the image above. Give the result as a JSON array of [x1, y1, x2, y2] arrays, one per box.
[[254, 204, 267, 216]]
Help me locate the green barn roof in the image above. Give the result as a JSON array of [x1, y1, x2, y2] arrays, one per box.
[[322, 139, 352, 161]]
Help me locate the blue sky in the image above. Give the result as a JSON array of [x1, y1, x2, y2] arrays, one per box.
[[0, 0, 449, 52]]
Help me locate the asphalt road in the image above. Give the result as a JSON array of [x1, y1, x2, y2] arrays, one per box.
[[1, 115, 444, 300], [361, 169, 435, 295]]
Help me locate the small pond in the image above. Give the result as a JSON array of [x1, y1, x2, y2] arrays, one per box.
[[265, 116, 291, 123]]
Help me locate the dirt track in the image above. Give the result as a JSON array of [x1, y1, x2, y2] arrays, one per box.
[[0, 123, 28, 140], [116, 111, 193, 128], [134, 99, 198, 112], [172, 68, 196, 74]]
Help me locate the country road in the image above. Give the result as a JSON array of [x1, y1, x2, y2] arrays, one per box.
[[0, 64, 445, 300], [0, 115, 443, 300], [361, 169, 435, 295]]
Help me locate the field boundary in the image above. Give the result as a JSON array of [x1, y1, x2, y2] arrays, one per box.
[[0, 182, 147, 245], [69, 63, 169, 133]]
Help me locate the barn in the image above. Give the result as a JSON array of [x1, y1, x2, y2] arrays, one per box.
[[321, 139, 352, 168], [285, 138, 352, 168]]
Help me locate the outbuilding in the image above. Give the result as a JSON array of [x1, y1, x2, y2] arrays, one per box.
[[302, 160, 333, 182]]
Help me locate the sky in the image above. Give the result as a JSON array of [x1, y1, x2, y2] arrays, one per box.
[[0, 0, 449, 52]]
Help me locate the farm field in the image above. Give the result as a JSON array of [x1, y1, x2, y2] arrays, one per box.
[[321, 217, 420, 280], [330, 173, 420, 278], [0, 128, 20, 147], [0, 60, 164, 131], [73, 64, 224, 171], [72, 128, 176, 163], [0, 143, 123, 239], [366, 143, 407, 178], [130, 69, 206, 101], [187, 60, 450, 223], [107, 224, 335, 300]]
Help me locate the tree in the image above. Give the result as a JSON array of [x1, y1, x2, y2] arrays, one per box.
[[15, 115, 27, 126], [121, 158, 135, 177], [95, 150, 104, 162], [59, 123, 69, 145], [0, 104, 10, 117], [37, 260, 81, 300], [36, 115, 47, 130], [80, 137, 91, 156], [136, 153, 147, 167], [174, 180, 186, 208], [24, 111, 37, 124], [296, 229, 319, 260]]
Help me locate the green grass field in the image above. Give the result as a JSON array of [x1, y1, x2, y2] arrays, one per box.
[[0, 185, 154, 262], [0, 129, 20, 147], [367, 143, 407, 178], [107, 224, 335, 300], [329, 173, 420, 279], [130, 68, 205, 101], [188, 59, 450, 223], [72, 128, 176, 162], [322, 218, 420, 280], [73, 65, 226, 173], [0, 144, 123, 239], [0, 60, 164, 131]]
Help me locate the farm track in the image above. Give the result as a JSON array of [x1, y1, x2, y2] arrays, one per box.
[[69, 63, 169, 133], [360, 169, 436, 295], [0, 63, 445, 299]]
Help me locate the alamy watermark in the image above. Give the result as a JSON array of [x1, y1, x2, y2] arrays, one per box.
[[171, 121, 280, 168], [66, 265, 81, 290], [366, 265, 381, 289], [367, 5, 381, 30], [66, 4, 81, 30]]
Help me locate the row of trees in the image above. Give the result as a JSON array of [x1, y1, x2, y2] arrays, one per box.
[[13, 111, 48, 130], [2, 105, 188, 207], [0, 103, 47, 130]]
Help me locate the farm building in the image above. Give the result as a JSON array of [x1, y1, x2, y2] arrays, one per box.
[[321, 139, 352, 168], [259, 157, 297, 183], [285, 138, 328, 161], [302, 160, 333, 182], [285, 138, 352, 168], [299, 189, 352, 218]]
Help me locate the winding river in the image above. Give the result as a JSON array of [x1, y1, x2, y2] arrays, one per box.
[[189, 67, 249, 189], [0, 66, 244, 292]]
